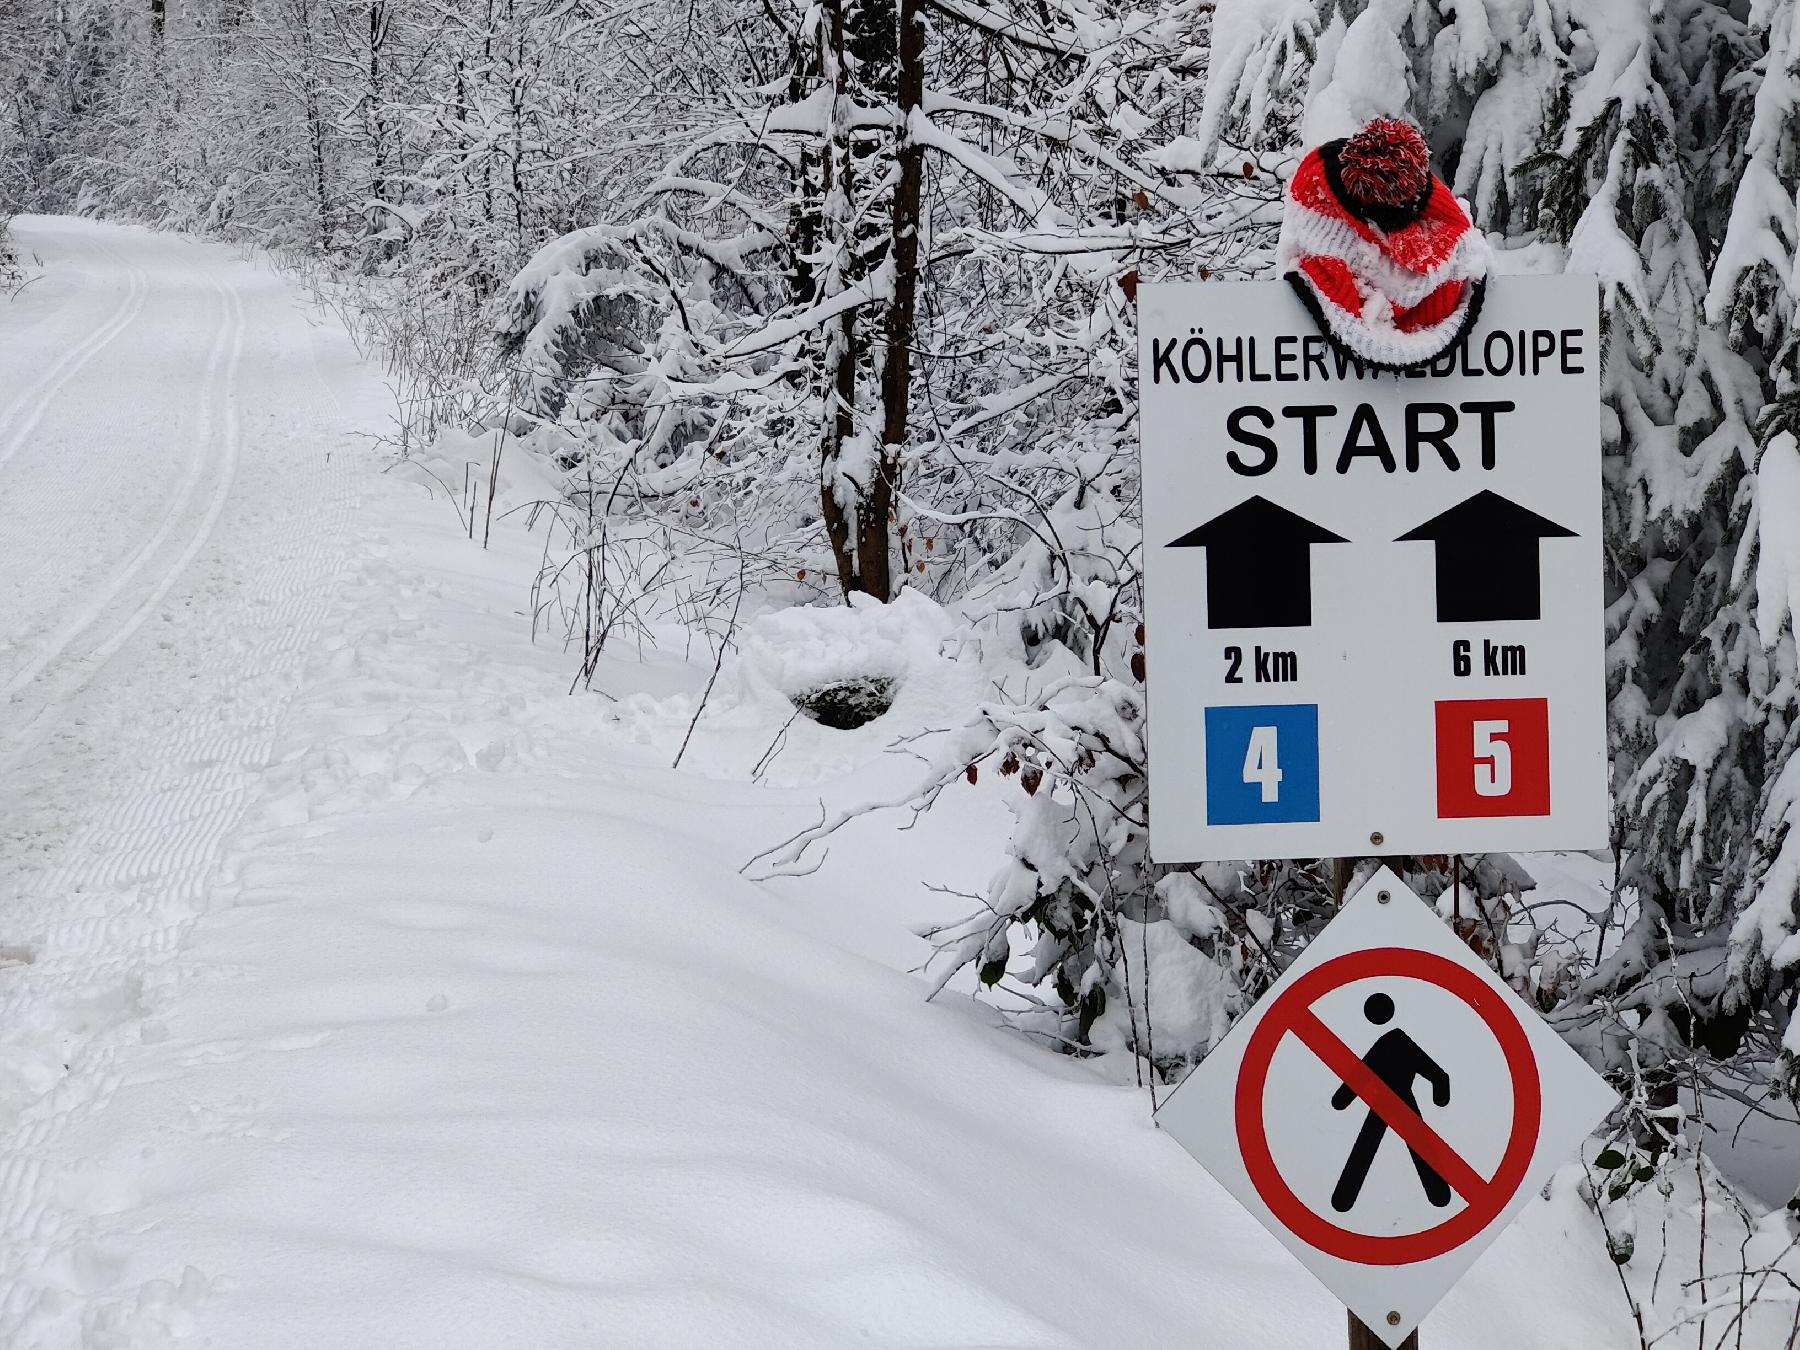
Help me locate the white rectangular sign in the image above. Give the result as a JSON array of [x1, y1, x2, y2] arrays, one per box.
[[1138, 276, 1607, 862]]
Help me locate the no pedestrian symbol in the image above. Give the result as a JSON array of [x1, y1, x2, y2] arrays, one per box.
[[1238, 947, 1540, 1268], [1155, 870, 1616, 1347]]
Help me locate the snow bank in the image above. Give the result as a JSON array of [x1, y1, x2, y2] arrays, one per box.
[[20, 466, 1777, 1350]]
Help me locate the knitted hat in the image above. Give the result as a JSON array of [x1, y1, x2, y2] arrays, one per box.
[[1278, 119, 1490, 371]]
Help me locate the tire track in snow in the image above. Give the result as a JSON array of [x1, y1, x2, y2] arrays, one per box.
[[0, 234, 149, 473], [0, 224, 364, 1344]]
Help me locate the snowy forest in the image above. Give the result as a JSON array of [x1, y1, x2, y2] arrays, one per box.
[[4, 0, 1800, 1345]]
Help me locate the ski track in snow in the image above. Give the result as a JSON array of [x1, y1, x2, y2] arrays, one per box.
[[1, 253, 240, 742], [0, 234, 148, 475], [0, 217, 367, 1344]]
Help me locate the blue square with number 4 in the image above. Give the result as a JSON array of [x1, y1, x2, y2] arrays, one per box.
[[1205, 704, 1321, 825]]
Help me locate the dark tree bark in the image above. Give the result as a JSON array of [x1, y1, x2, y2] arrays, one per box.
[[820, 303, 860, 600], [367, 3, 390, 212], [785, 16, 820, 306], [816, 0, 862, 600], [868, 0, 926, 603], [506, 0, 528, 250], [292, 0, 333, 252]]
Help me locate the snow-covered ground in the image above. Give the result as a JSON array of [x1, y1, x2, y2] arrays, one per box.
[[1, 219, 1794, 1349]]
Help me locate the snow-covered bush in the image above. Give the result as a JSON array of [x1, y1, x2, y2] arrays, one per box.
[[0, 209, 19, 296], [494, 0, 1318, 1069]]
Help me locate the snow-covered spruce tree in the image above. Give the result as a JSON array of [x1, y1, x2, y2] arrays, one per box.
[[1698, 0, 1800, 1114]]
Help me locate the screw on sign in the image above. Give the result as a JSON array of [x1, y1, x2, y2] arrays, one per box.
[[1152, 870, 1618, 1349]]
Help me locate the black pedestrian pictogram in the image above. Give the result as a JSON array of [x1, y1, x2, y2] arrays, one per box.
[[1166, 495, 1348, 629], [1330, 993, 1452, 1212]]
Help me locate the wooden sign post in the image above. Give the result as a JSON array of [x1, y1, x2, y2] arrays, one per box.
[[1335, 859, 1421, 1350]]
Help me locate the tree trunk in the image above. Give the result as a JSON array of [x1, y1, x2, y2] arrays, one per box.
[[786, 19, 820, 306], [815, 0, 862, 601], [367, 3, 389, 215], [820, 305, 859, 600], [295, 0, 331, 252], [481, 0, 496, 227], [867, 0, 925, 604], [1337, 865, 1419, 1350], [507, 0, 528, 251]]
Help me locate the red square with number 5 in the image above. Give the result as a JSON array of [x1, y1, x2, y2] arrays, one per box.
[[1435, 698, 1551, 818]]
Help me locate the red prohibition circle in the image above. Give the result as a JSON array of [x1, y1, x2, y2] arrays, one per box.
[[1234, 947, 1542, 1266]]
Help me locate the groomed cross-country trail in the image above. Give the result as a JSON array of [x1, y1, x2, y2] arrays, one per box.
[[0, 218, 1788, 1350]]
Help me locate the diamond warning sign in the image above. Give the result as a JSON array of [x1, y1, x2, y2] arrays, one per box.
[[1154, 869, 1617, 1347]]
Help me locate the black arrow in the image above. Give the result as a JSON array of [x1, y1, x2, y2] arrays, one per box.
[[1396, 490, 1577, 622], [1168, 495, 1348, 629]]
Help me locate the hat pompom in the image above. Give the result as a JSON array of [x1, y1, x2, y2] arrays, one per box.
[[1337, 119, 1430, 208]]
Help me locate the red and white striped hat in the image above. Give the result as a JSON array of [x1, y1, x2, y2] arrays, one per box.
[[1278, 119, 1490, 371]]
